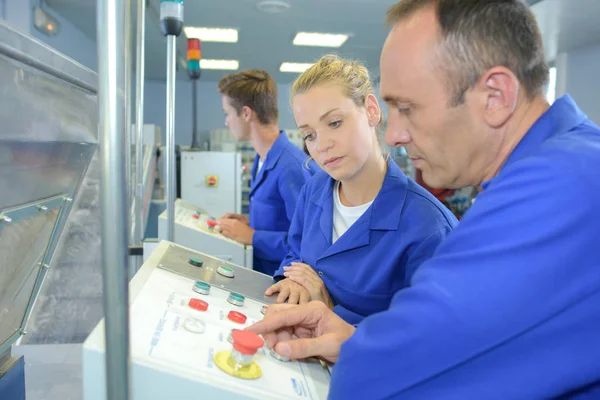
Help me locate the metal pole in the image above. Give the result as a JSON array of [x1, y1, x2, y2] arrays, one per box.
[[191, 79, 201, 149], [166, 35, 176, 242], [191, 79, 198, 148], [125, 0, 137, 279], [134, 0, 146, 271], [124, 0, 132, 220], [97, 0, 130, 398]]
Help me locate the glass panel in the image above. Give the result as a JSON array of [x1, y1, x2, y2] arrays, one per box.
[[0, 208, 59, 347]]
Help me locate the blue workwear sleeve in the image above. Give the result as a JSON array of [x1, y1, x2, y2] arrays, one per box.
[[272, 183, 308, 280], [403, 227, 454, 285], [252, 164, 307, 266], [330, 156, 599, 399], [332, 306, 365, 325]]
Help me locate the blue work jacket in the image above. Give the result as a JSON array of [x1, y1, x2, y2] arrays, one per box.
[[274, 158, 458, 324], [250, 131, 316, 275], [330, 95, 600, 399]]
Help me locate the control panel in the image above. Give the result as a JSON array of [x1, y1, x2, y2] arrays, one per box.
[[83, 241, 330, 400], [158, 199, 253, 269]]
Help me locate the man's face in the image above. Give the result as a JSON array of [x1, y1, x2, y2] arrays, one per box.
[[222, 95, 250, 142], [380, 7, 491, 189]]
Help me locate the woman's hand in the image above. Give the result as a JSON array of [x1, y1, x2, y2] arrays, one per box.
[[284, 262, 334, 309], [265, 278, 311, 304]]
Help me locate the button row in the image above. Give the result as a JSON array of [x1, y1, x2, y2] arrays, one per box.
[[187, 297, 248, 324], [187, 257, 236, 279]]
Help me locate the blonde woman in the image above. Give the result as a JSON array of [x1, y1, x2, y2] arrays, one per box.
[[266, 55, 458, 324]]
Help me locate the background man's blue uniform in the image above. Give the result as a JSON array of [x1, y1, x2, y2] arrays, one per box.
[[249, 131, 316, 275]]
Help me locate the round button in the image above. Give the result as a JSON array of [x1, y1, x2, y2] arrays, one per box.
[[207, 219, 217, 228], [269, 347, 290, 362], [188, 257, 203, 267], [192, 281, 210, 295], [227, 292, 245, 307], [217, 265, 235, 278], [188, 298, 208, 312], [227, 310, 247, 324], [318, 271, 323, 277], [232, 330, 264, 356], [183, 317, 206, 334], [260, 305, 268, 315], [192, 214, 200, 219]]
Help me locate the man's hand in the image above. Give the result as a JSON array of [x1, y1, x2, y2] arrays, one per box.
[[219, 213, 249, 225], [217, 219, 254, 245], [245, 301, 355, 364], [284, 262, 334, 308], [265, 278, 311, 304]]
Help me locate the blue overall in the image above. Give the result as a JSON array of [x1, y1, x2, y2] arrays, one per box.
[[274, 158, 458, 324], [330, 95, 600, 399], [249, 131, 316, 275]]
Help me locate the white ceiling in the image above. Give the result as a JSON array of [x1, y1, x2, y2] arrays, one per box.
[[531, 0, 600, 63], [45, 0, 600, 83]]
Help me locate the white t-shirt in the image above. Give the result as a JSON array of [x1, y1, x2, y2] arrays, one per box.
[[332, 181, 373, 243], [254, 159, 264, 180]]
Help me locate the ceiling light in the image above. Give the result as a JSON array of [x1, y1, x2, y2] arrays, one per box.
[[293, 32, 349, 48], [200, 59, 239, 70], [184, 27, 238, 43], [280, 62, 314, 73], [257, 0, 291, 14]]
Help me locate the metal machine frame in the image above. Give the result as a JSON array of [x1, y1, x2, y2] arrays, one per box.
[[0, 18, 99, 397]]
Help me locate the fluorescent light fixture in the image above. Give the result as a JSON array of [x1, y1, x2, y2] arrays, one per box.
[[184, 27, 238, 43], [293, 32, 349, 47], [280, 62, 314, 73], [200, 59, 239, 70]]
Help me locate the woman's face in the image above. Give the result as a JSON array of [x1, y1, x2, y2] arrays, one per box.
[[293, 84, 381, 181]]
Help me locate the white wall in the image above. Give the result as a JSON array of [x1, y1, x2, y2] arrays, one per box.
[[1, 0, 97, 71], [31, 4, 98, 71], [2, 0, 32, 34], [555, 43, 600, 125]]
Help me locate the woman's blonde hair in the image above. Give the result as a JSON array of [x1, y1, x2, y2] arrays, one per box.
[[291, 54, 387, 169], [291, 54, 375, 109]]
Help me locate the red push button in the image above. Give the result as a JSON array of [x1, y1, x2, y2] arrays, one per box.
[[232, 330, 264, 355], [192, 214, 200, 219], [189, 298, 208, 311], [228, 310, 247, 324], [207, 219, 216, 228]]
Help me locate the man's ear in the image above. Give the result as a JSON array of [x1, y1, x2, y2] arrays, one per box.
[[241, 106, 253, 122], [477, 66, 520, 128]]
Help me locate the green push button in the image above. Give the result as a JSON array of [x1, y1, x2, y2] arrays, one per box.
[[217, 265, 235, 278], [227, 292, 245, 307], [188, 257, 203, 267], [193, 280, 211, 295]]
